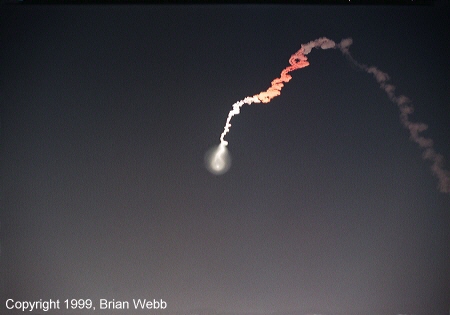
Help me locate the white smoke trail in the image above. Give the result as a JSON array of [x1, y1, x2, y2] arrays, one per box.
[[219, 96, 260, 146], [213, 37, 449, 193], [337, 38, 450, 194], [219, 37, 336, 146]]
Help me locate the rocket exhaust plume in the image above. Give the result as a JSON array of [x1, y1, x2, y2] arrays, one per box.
[[211, 37, 450, 194], [219, 37, 336, 146], [204, 143, 231, 175], [336, 38, 450, 194], [208, 38, 335, 176]]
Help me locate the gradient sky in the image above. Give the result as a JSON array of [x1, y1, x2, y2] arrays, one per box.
[[1, 3, 449, 315]]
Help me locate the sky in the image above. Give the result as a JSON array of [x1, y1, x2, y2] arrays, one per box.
[[1, 3, 449, 315]]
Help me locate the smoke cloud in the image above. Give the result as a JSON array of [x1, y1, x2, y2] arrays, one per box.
[[215, 37, 449, 193], [220, 38, 337, 146], [337, 38, 450, 194]]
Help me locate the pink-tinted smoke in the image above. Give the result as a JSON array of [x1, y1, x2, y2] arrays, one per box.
[[220, 38, 336, 146], [337, 38, 450, 194], [255, 37, 336, 103]]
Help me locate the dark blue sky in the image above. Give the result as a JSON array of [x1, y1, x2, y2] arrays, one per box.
[[1, 4, 449, 315]]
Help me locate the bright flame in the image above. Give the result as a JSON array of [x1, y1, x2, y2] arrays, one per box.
[[211, 37, 449, 193], [205, 144, 231, 175]]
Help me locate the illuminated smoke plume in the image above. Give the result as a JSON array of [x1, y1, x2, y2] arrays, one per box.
[[337, 38, 450, 194], [219, 37, 336, 146], [212, 37, 449, 193]]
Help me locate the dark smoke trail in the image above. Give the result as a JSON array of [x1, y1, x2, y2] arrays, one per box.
[[337, 38, 450, 194]]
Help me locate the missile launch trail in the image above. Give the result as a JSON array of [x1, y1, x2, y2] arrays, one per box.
[[219, 37, 335, 147], [212, 37, 449, 194], [336, 38, 450, 194]]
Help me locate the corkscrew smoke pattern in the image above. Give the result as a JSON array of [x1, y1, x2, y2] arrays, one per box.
[[336, 38, 450, 194], [219, 37, 336, 146], [214, 37, 449, 194]]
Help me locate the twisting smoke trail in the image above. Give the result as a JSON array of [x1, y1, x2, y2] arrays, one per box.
[[336, 38, 450, 194], [210, 38, 336, 176], [219, 37, 336, 146], [219, 96, 260, 146], [212, 37, 449, 193]]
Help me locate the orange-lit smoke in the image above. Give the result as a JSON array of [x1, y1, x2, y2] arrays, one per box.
[[253, 51, 309, 103], [220, 37, 336, 146], [255, 37, 336, 103], [216, 37, 449, 194]]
